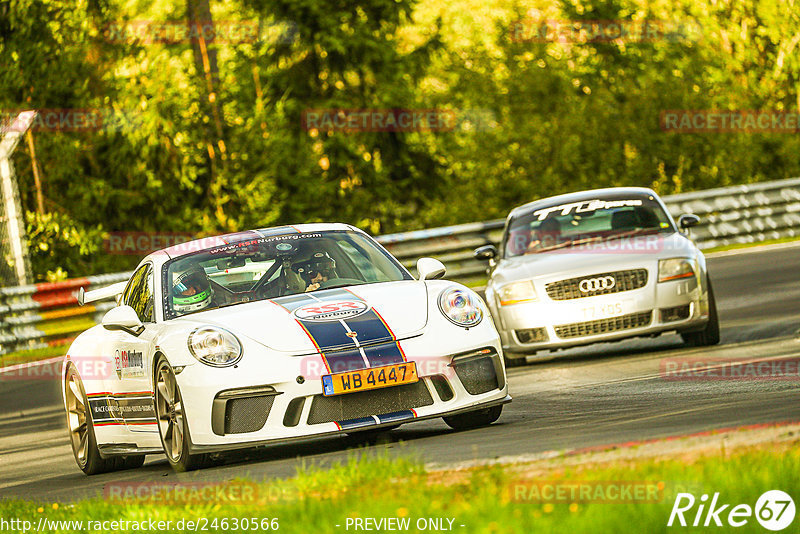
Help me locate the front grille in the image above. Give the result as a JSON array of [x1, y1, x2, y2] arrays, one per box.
[[515, 328, 549, 344], [660, 304, 691, 322], [307, 381, 433, 425], [224, 395, 275, 434], [545, 269, 648, 300], [554, 311, 653, 339], [452, 356, 500, 395]]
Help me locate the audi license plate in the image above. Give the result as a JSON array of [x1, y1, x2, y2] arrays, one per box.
[[321, 362, 418, 396], [581, 300, 631, 320]]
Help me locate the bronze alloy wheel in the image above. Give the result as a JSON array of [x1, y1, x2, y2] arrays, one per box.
[[155, 361, 185, 462], [64, 363, 145, 475], [65, 367, 90, 468], [154, 357, 205, 471]]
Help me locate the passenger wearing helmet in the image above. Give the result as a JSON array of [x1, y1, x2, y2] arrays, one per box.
[[293, 252, 337, 292], [527, 217, 562, 252], [172, 266, 214, 313]]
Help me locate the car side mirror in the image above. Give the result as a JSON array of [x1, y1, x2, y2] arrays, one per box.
[[417, 257, 446, 281], [678, 214, 700, 230], [102, 305, 145, 336], [473, 245, 497, 260]]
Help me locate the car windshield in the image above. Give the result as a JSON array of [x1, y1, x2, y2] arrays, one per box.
[[163, 230, 412, 319], [503, 194, 674, 258]]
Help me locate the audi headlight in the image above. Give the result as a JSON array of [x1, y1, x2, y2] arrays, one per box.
[[188, 326, 243, 367], [438, 287, 483, 327], [498, 280, 538, 306], [658, 258, 695, 282]]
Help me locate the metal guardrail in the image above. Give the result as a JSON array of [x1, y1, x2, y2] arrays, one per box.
[[1, 178, 798, 358], [0, 273, 131, 356]]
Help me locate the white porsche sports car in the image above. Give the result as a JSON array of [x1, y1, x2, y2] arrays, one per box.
[[475, 188, 720, 363], [63, 224, 510, 473]]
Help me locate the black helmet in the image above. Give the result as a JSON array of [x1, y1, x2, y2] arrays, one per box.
[[292, 252, 336, 283]]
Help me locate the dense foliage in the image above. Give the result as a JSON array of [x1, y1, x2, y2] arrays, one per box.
[[2, 0, 799, 280]]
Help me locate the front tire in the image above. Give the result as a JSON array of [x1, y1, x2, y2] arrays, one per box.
[[681, 279, 721, 347], [443, 405, 503, 431], [64, 364, 145, 475], [154, 357, 206, 472]]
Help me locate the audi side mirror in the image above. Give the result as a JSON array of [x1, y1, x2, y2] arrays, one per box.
[[678, 214, 700, 230], [473, 245, 497, 260]]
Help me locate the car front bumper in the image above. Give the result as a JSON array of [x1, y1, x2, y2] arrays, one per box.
[[493, 274, 710, 356], [175, 326, 509, 452]]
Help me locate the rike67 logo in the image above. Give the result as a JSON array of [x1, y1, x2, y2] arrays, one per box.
[[668, 490, 795, 531]]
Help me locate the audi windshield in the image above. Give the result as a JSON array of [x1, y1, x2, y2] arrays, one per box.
[[503, 193, 675, 258]]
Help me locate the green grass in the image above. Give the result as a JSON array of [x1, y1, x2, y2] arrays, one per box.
[[1, 439, 796, 533]]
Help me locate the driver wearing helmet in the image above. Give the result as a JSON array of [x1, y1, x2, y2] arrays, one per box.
[[293, 252, 337, 292], [172, 266, 215, 313]]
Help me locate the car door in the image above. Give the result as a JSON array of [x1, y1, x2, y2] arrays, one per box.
[[113, 263, 159, 432]]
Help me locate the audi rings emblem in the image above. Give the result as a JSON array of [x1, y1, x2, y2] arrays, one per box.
[[579, 276, 616, 292]]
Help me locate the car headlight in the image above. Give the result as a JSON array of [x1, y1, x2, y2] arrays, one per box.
[[498, 280, 538, 306], [658, 258, 695, 282], [438, 287, 483, 327], [188, 326, 243, 367]]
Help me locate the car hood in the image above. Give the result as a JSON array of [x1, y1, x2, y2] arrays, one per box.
[[490, 232, 697, 284], [172, 281, 428, 354]]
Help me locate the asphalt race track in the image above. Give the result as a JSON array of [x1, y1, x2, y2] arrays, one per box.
[[1, 243, 798, 502]]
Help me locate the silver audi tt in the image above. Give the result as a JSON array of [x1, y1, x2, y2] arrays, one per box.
[[475, 187, 720, 362]]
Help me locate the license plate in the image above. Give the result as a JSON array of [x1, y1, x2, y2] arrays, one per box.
[[581, 300, 630, 321], [321, 362, 418, 396]]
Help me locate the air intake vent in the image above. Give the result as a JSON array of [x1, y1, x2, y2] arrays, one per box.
[[224, 395, 275, 434], [452, 355, 500, 395], [307, 381, 433, 425], [554, 311, 652, 339], [660, 305, 691, 322], [430, 375, 454, 402], [515, 328, 549, 344]]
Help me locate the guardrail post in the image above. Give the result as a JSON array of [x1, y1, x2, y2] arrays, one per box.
[[0, 111, 37, 287]]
